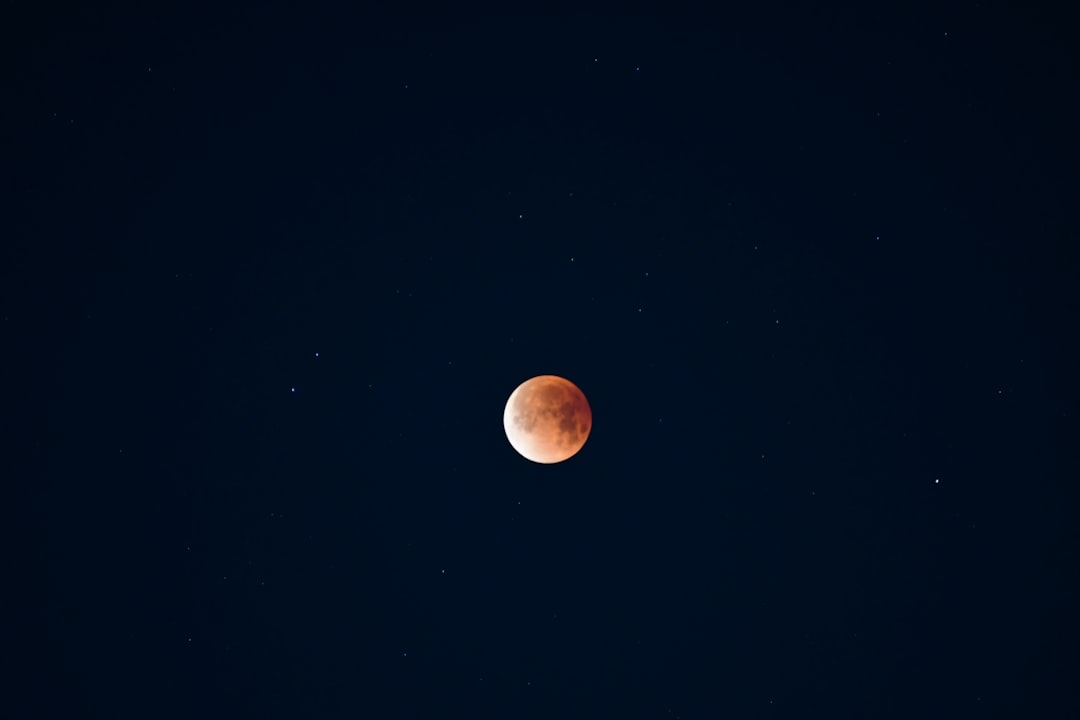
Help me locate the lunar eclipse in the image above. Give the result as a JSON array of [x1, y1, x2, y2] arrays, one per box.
[[503, 375, 592, 464]]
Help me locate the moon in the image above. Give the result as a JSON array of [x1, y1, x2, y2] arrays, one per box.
[[503, 375, 592, 464]]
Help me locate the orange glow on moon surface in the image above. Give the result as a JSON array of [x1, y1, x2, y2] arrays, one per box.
[[503, 375, 592, 464]]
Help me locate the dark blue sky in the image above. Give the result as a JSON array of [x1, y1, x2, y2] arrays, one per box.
[[7, 3, 1078, 717]]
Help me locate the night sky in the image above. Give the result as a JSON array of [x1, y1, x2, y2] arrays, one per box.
[[7, 3, 1079, 717]]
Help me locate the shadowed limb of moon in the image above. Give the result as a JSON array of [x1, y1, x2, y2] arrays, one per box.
[[503, 375, 592, 464]]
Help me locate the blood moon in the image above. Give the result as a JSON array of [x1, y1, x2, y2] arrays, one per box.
[[503, 375, 592, 464]]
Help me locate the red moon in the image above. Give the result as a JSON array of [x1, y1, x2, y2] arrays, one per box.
[[503, 375, 592, 464]]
